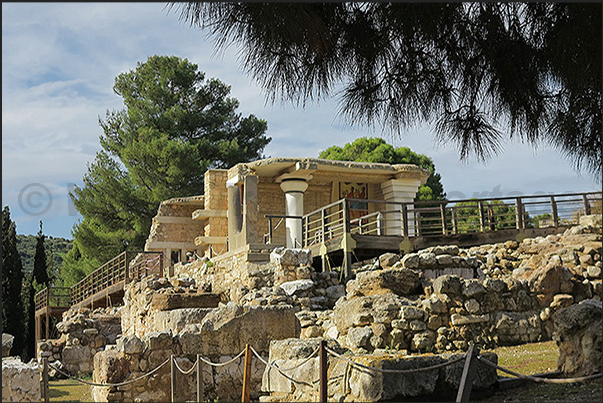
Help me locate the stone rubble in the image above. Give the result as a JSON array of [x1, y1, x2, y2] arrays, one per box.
[[48, 214, 601, 401]]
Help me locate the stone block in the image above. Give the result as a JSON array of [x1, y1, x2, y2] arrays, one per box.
[[150, 292, 220, 311]]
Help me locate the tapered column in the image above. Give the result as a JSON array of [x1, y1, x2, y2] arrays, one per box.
[[280, 179, 309, 248]]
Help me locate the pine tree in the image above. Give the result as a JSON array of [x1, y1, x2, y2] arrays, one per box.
[[2, 206, 26, 357]]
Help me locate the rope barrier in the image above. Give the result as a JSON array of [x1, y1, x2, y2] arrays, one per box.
[[476, 355, 603, 384], [325, 347, 467, 374], [249, 346, 318, 388], [172, 357, 198, 375], [48, 358, 170, 387], [197, 349, 246, 367]]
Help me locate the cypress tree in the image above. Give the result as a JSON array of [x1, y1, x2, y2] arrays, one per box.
[[33, 221, 50, 287], [2, 206, 25, 357]]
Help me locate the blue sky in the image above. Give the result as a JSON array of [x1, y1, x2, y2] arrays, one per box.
[[2, 2, 600, 239]]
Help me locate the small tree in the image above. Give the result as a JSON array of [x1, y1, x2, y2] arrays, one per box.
[[319, 137, 445, 201], [2, 206, 25, 357]]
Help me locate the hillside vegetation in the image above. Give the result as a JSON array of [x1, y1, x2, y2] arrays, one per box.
[[16, 234, 72, 274]]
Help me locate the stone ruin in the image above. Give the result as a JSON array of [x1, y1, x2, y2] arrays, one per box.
[[2, 333, 41, 402], [41, 214, 602, 401]]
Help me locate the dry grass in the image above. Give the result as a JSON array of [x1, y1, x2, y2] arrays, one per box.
[[48, 379, 93, 402]]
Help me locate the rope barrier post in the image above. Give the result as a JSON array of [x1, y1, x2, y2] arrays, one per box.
[[319, 339, 328, 402], [456, 344, 479, 403], [241, 344, 253, 402], [170, 355, 176, 403], [196, 355, 203, 403], [42, 354, 50, 403]]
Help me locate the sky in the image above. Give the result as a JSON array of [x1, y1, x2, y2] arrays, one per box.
[[2, 2, 600, 239]]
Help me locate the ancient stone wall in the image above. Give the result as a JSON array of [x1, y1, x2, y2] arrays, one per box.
[[2, 357, 41, 402], [146, 196, 205, 245], [37, 307, 122, 376], [94, 300, 300, 402], [260, 338, 499, 402]]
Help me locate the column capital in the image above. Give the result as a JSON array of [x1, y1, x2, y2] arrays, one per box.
[[280, 178, 309, 193]]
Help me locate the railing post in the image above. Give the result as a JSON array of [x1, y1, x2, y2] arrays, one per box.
[[196, 355, 203, 403], [125, 251, 130, 282], [321, 208, 326, 242], [401, 204, 409, 238], [478, 201, 486, 232], [376, 212, 383, 236], [440, 203, 447, 235], [456, 344, 479, 402], [170, 355, 176, 403], [342, 200, 353, 281], [242, 344, 252, 403], [583, 194, 591, 215], [302, 216, 307, 247], [452, 208, 458, 234], [319, 339, 328, 403], [550, 196, 559, 227], [515, 198, 524, 230], [42, 354, 50, 403]]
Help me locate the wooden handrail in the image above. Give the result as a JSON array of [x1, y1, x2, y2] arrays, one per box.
[[36, 251, 164, 313]]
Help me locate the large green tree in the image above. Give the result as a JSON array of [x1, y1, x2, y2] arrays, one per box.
[[171, 3, 601, 178], [319, 137, 445, 202], [69, 55, 270, 268], [2, 206, 25, 357]]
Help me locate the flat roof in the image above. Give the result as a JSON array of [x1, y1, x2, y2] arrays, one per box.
[[231, 157, 430, 183]]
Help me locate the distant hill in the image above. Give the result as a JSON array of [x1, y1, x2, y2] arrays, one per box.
[[16, 234, 73, 274]]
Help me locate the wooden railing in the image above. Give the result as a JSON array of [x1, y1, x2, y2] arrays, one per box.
[[264, 191, 602, 246], [34, 287, 71, 312], [35, 251, 164, 312]]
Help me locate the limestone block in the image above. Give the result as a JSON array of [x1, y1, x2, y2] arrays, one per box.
[[278, 279, 314, 296], [401, 253, 420, 269], [150, 292, 220, 311], [347, 268, 422, 297], [553, 299, 602, 376], [421, 295, 449, 314], [436, 254, 454, 266], [179, 303, 300, 356], [450, 314, 490, 326], [432, 274, 462, 297], [2, 334, 14, 357], [461, 280, 486, 298], [62, 345, 91, 372], [550, 294, 574, 311], [347, 326, 373, 349], [464, 299, 481, 314], [117, 335, 146, 355], [379, 253, 400, 269], [270, 248, 312, 266], [153, 308, 213, 334], [93, 349, 129, 384], [419, 252, 438, 268], [2, 357, 41, 402]]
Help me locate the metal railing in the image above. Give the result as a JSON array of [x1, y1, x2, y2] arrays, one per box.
[[263, 191, 601, 247]]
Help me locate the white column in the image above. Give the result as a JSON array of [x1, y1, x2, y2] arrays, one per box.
[[280, 179, 309, 248], [381, 179, 422, 236]]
